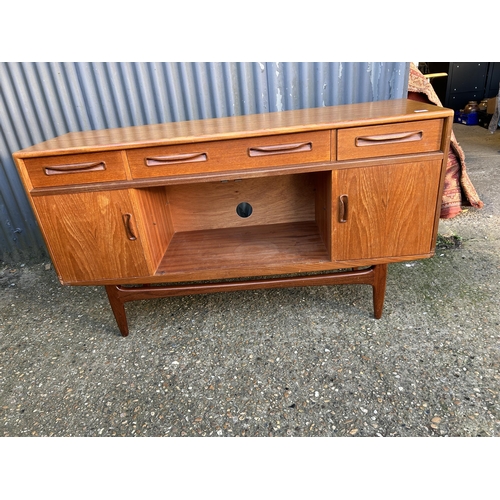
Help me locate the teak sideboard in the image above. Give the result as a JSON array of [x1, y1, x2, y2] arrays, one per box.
[[13, 99, 454, 336]]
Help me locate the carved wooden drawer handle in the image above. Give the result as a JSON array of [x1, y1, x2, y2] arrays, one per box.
[[355, 131, 423, 146], [44, 161, 106, 176], [248, 142, 312, 157], [145, 152, 208, 166], [122, 213, 137, 241], [339, 194, 348, 223]]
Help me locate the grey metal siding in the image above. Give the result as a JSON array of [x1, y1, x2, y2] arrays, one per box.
[[0, 62, 409, 263]]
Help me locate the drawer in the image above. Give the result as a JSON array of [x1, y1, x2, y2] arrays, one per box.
[[24, 151, 127, 188], [336, 119, 443, 160], [127, 131, 331, 179]]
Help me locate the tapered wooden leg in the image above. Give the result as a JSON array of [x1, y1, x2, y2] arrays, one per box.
[[372, 264, 388, 319], [105, 285, 129, 337]]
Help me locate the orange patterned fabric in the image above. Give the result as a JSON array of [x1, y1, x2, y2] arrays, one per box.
[[407, 63, 484, 218]]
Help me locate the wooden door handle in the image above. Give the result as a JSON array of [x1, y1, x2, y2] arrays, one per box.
[[145, 152, 207, 166], [339, 194, 348, 223], [122, 213, 137, 241], [248, 142, 312, 157], [355, 131, 423, 146], [44, 161, 106, 176]]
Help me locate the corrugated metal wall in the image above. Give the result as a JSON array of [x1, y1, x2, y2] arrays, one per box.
[[0, 62, 409, 264]]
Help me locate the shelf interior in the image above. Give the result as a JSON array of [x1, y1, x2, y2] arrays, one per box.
[[156, 221, 330, 275], [135, 171, 332, 277]]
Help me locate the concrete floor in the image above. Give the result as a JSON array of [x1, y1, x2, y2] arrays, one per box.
[[1, 122, 499, 440]]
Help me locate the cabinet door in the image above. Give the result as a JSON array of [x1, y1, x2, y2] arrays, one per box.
[[333, 159, 442, 261], [33, 190, 150, 283]]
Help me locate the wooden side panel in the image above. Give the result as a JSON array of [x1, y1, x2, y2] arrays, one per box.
[[333, 159, 442, 261], [314, 171, 332, 259], [33, 190, 150, 283], [131, 187, 174, 271]]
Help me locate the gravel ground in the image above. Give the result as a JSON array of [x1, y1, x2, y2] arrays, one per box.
[[1, 123, 499, 440]]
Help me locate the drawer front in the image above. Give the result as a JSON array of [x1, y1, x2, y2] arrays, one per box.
[[127, 131, 331, 179], [24, 151, 127, 188], [336, 119, 443, 160]]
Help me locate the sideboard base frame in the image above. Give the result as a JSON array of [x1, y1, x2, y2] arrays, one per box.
[[105, 264, 387, 337]]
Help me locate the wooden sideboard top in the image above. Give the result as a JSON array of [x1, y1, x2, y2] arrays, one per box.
[[14, 99, 453, 158]]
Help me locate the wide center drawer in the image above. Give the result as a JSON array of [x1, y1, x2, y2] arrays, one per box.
[[24, 151, 127, 188], [336, 119, 443, 160], [127, 131, 331, 179]]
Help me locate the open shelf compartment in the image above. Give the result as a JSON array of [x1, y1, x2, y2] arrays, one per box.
[[134, 171, 332, 278]]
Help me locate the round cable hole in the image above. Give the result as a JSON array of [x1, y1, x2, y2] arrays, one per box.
[[236, 202, 253, 218]]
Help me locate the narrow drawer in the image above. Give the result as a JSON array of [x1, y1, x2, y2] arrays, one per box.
[[24, 151, 127, 188], [127, 131, 331, 179], [337, 119, 443, 160]]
